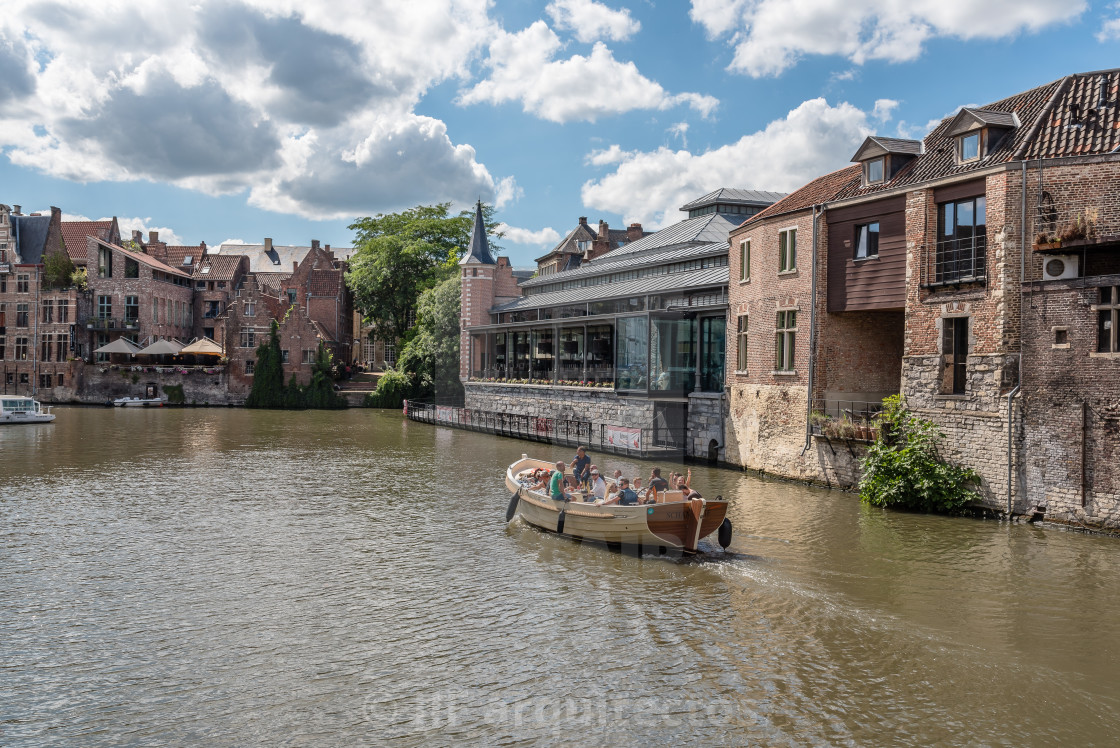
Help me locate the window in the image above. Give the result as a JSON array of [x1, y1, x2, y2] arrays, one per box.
[[855, 222, 879, 260], [17, 273, 29, 293], [205, 301, 221, 318], [866, 157, 885, 184], [943, 317, 969, 394], [39, 374, 51, 389], [737, 314, 749, 371], [245, 360, 255, 375], [98, 246, 112, 278], [57, 374, 64, 387], [41, 334, 51, 361], [166, 299, 171, 325], [153, 297, 159, 323], [615, 316, 649, 391], [936, 196, 987, 283], [384, 342, 397, 368], [41, 300, 53, 324], [19, 372, 28, 384], [959, 132, 980, 162], [98, 295, 112, 319], [16, 303, 28, 327], [239, 329, 257, 348], [302, 349, 315, 364], [55, 335, 65, 361], [778, 228, 797, 272], [287, 290, 297, 305], [1096, 287, 1120, 354], [0, 336, 4, 360], [244, 301, 256, 317], [125, 296, 139, 321], [58, 301, 69, 323], [124, 258, 139, 278], [281, 349, 290, 364], [739, 240, 751, 282], [775, 310, 797, 372], [15, 336, 28, 360]]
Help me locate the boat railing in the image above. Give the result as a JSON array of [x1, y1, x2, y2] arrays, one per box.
[[404, 400, 685, 459]]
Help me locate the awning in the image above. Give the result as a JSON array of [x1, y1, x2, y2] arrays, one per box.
[[180, 337, 224, 356], [93, 337, 143, 355], [137, 339, 185, 356]]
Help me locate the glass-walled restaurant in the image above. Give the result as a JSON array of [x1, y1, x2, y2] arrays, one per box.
[[467, 287, 728, 398]]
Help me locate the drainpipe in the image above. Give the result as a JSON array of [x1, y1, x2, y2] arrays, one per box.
[[803, 203, 822, 453], [1007, 159, 1028, 517]]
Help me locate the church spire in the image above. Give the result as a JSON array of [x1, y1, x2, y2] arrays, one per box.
[[459, 199, 495, 265]]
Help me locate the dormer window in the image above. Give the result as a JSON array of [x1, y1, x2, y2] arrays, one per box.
[[866, 157, 885, 184], [959, 132, 981, 162]]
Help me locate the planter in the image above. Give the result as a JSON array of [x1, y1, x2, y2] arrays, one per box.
[[1032, 241, 1062, 252]]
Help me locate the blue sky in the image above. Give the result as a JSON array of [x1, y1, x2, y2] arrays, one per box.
[[0, 0, 1117, 266]]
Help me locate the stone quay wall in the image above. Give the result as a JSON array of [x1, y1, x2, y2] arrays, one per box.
[[75, 365, 238, 406]]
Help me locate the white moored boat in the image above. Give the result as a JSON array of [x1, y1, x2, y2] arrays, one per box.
[[505, 455, 732, 554], [112, 396, 165, 407], [0, 396, 56, 424]]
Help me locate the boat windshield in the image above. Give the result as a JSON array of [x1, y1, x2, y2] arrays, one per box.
[[2, 399, 35, 412]]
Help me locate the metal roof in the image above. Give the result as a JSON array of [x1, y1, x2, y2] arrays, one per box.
[[679, 188, 787, 212], [522, 242, 727, 292], [13, 215, 51, 264], [494, 265, 729, 311], [213, 243, 353, 273], [597, 213, 737, 257], [460, 200, 495, 265]]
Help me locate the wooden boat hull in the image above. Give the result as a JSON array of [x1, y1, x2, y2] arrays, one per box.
[[506, 456, 729, 553]]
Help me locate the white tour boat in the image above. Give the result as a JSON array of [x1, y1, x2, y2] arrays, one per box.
[[0, 396, 56, 424], [112, 396, 166, 407]]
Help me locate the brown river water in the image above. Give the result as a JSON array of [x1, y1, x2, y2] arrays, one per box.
[[2, 407, 1119, 746]]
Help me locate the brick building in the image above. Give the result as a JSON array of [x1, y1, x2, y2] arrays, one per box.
[[0, 205, 85, 398], [534, 217, 647, 276], [726, 69, 1120, 526]]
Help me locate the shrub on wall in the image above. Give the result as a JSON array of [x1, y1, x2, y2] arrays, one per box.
[[364, 369, 411, 409], [858, 395, 981, 513]]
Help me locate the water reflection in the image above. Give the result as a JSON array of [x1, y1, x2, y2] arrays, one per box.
[[2, 408, 1120, 744]]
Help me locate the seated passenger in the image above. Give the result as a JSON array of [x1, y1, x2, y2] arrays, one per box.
[[603, 478, 639, 506], [648, 468, 670, 493], [588, 469, 607, 502], [548, 460, 571, 502]]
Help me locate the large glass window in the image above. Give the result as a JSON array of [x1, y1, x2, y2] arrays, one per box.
[[492, 332, 507, 378], [98, 295, 111, 319], [125, 296, 139, 321], [41, 300, 53, 323], [650, 317, 696, 393], [776, 310, 797, 371], [531, 328, 554, 382], [937, 196, 986, 283], [559, 327, 584, 381], [511, 330, 531, 379], [16, 303, 28, 327], [98, 246, 112, 278], [615, 316, 648, 391], [700, 316, 725, 392], [855, 222, 879, 259], [1097, 287, 1120, 354], [586, 324, 613, 384]]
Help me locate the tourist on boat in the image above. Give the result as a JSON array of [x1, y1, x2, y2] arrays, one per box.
[[588, 469, 607, 501], [603, 478, 639, 506], [677, 471, 702, 500], [570, 446, 591, 488], [550, 461, 570, 502], [649, 468, 670, 493]]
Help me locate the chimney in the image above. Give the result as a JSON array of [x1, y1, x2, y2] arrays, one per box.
[[311, 239, 320, 251], [627, 223, 643, 243], [293, 261, 298, 273], [597, 220, 609, 239], [12, 205, 20, 215], [132, 229, 143, 243], [149, 230, 159, 243], [51, 206, 61, 223], [264, 237, 273, 252], [199, 240, 206, 252], [578, 216, 587, 225]]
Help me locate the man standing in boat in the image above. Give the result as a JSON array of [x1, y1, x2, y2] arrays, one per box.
[[570, 446, 591, 489]]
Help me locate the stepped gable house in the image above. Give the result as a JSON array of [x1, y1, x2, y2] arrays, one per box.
[[0, 205, 81, 397], [725, 69, 1120, 527], [534, 217, 648, 276], [460, 190, 783, 458]]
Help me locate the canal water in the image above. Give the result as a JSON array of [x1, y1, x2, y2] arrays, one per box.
[[3, 408, 1120, 745]]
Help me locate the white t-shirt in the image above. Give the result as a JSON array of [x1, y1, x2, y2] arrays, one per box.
[[590, 476, 607, 499]]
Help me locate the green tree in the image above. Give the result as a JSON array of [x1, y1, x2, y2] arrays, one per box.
[[245, 322, 286, 409], [858, 395, 981, 513], [397, 274, 462, 402], [43, 248, 76, 289], [304, 341, 346, 409], [345, 202, 503, 347]]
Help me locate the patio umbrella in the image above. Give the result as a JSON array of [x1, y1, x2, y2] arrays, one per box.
[[180, 337, 224, 356], [137, 339, 185, 356], [93, 337, 143, 355]]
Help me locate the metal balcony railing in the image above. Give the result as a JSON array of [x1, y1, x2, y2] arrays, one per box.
[[85, 317, 140, 331], [810, 398, 885, 442], [924, 236, 987, 287]]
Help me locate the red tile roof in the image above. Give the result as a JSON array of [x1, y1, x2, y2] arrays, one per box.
[[738, 165, 861, 228], [61, 220, 113, 262], [156, 245, 205, 272], [309, 269, 341, 297], [98, 239, 190, 278], [195, 254, 244, 282]]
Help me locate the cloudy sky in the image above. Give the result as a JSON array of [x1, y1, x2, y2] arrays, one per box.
[[0, 0, 1116, 264]]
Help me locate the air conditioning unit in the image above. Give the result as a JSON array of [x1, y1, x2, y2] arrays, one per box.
[[1042, 254, 1079, 281]]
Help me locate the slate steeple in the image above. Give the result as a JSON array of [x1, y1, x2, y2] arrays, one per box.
[[459, 200, 495, 265]]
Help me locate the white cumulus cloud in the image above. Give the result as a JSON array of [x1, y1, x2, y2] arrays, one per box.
[[582, 97, 877, 228], [691, 0, 1086, 77], [458, 21, 718, 123], [497, 223, 563, 246], [546, 0, 641, 42]]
